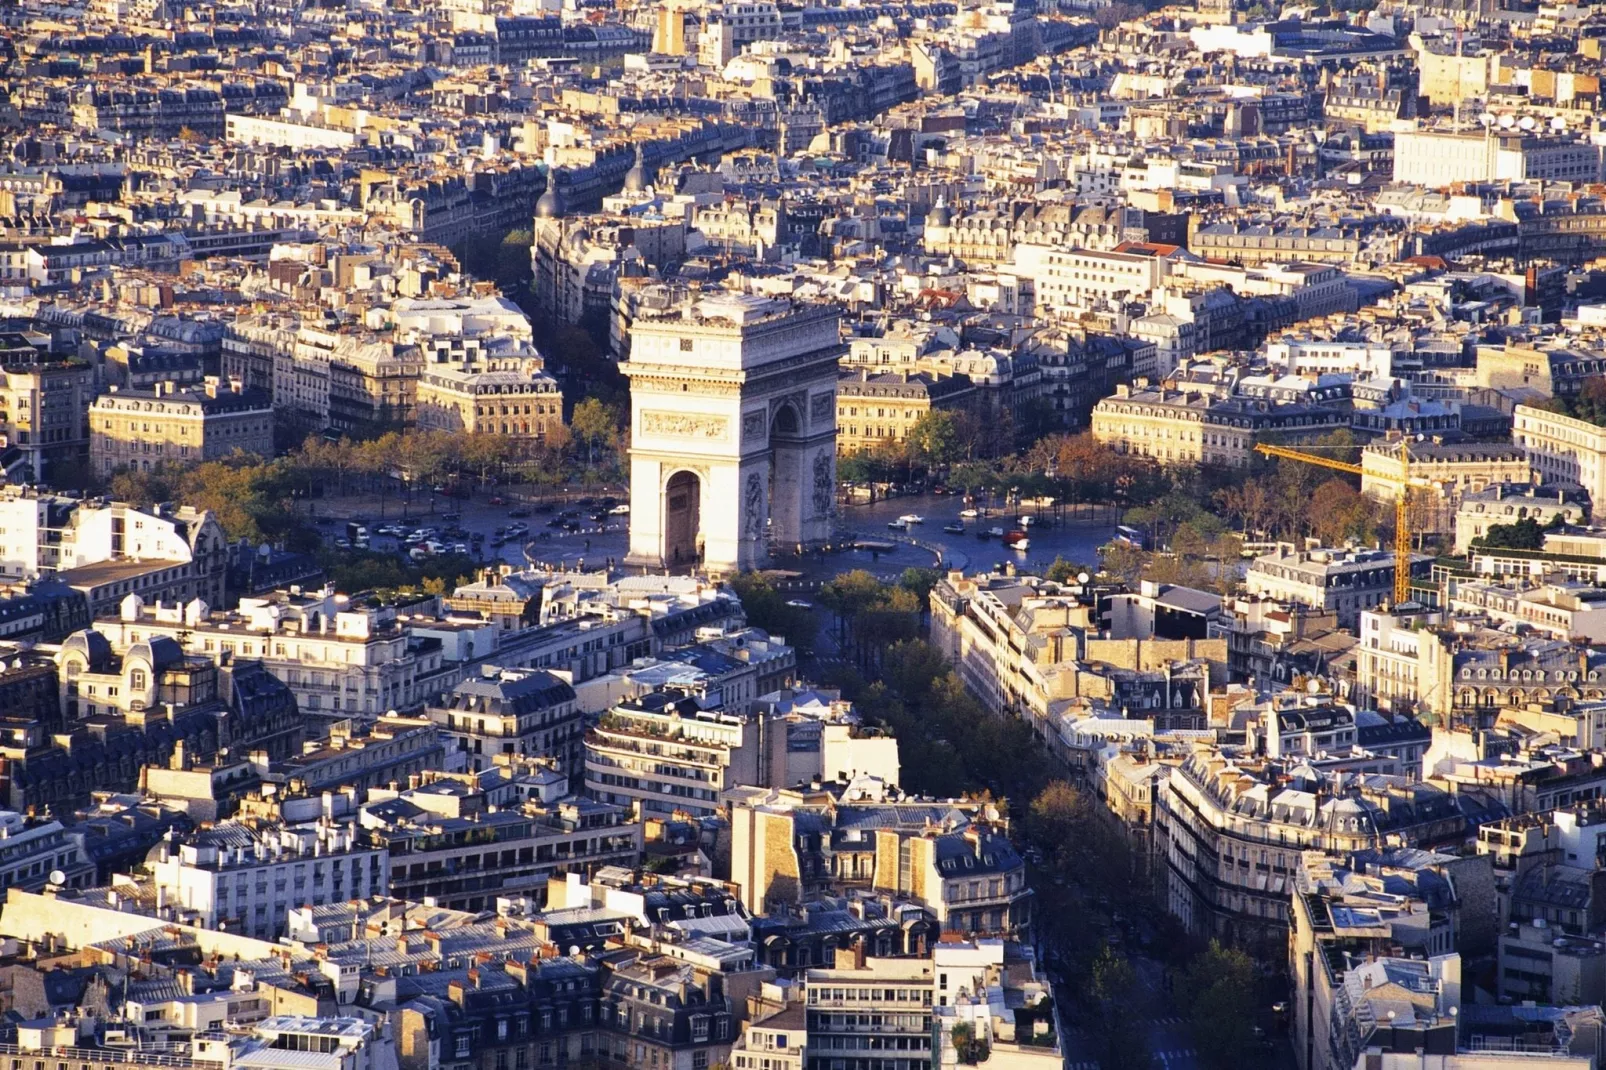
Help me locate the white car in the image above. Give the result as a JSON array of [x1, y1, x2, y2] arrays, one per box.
[[609, 504, 631, 515], [898, 514, 925, 525], [959, 508, 979, 519], [786, 599, 814, 610]]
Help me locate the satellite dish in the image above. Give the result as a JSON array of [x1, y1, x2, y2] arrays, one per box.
[[1479, 111, 1495, 126], [1553, 116, 1568, 132], [1519, 116, 1536, 131], [1077, 572, 1091, 584], [1499, 115, 1516, 129], [1307, 679, 1321, 694], [47, 869, 65, 886]]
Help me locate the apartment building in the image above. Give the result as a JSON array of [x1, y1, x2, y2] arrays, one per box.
[[834, 369, 975, 456], [1455, 485, 1587, 553], [0, 358, 96, 482], [1158, 745, 1470, 952], [0, 809, 95, 893], [931, 941, 1058, 1070], [930, 570, 1098, 728], [0, 1018, 394, 1070], [89, 379, 275, 477], [728, 785, 1028, 937], [1448, 578, 1606, 642], [359, 780, 641, 913], [426, 668, 586, 774], [1091, 382, 1348, 468], [1353, 607, 1446, 715], [0, 489, 227, 606], [94, 587, 431, 717], [415, 357, 566, 440], [149, 820, 390, 939], [1515, 404, 1606, 519], [1245, 546, 1402, 630], [1012, 244, 1172, 311], [803, 953, 933, 1070], [585, 688, 776, 818], [1357, 442, 1530, 537]]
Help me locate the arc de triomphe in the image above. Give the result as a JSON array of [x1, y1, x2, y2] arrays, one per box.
[[623, 296, 841, 574]]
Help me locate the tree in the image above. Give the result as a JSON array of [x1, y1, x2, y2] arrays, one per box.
[[1085, 944, 1150, 1070], [896, 567, 941, 605], [907, 410, 960, 468], [109, 466, 177, 508], [1029, 780, 1085, 853], [727, 572, 818, 652], [1044, 556, 1083, 584], [175, 453, 311, 550], [570, 398, 618, 467], [1183, 942, 1259, 1070], [1478, 515, 1554, 550], [1307, 477, 1379, 547], [838, 451, 893, 485], [1099, 540, 1146, 583]]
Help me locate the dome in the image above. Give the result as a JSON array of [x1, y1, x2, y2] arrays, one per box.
[[59, 630, 114, 673], [927, 195, 951, 229], [536, 172, 566, 219], [622, 145, 650, 193]]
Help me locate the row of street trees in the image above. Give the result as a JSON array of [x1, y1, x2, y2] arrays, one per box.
[[796, 566, 1266, 1070]]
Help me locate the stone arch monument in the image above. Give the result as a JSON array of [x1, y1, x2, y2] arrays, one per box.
[[623, 296, 841, 574]]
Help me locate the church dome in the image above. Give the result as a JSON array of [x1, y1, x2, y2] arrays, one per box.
[[536, 172, 566, 219], [623, 145, 650, 193], [927, 195, 951, 229]]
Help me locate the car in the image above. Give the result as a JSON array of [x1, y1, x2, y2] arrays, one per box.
[[898, 514, 924, 525], [508, 508, 531, 518], [440, 512, 461, 522], [547, 518, 566, 529], [487, 496, 506, 506], [561, 509, 581, 520], [333, 537, 351, 549], [533, 503, 555, 513], [589, 512, 607, 522], [452, 542, 470, 554], [577, 497, 596, 506], [609, 504, 631, 515], [490, 536, 506, 548], [785, 599, 814, 610], [600, 497, 619, 508]]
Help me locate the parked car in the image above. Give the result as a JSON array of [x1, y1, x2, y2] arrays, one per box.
[[487, 496, 506, 506], [508, 507, 531, 518]]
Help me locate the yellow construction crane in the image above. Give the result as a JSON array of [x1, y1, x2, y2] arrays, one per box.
[[1253, 441, 1418, 608]]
